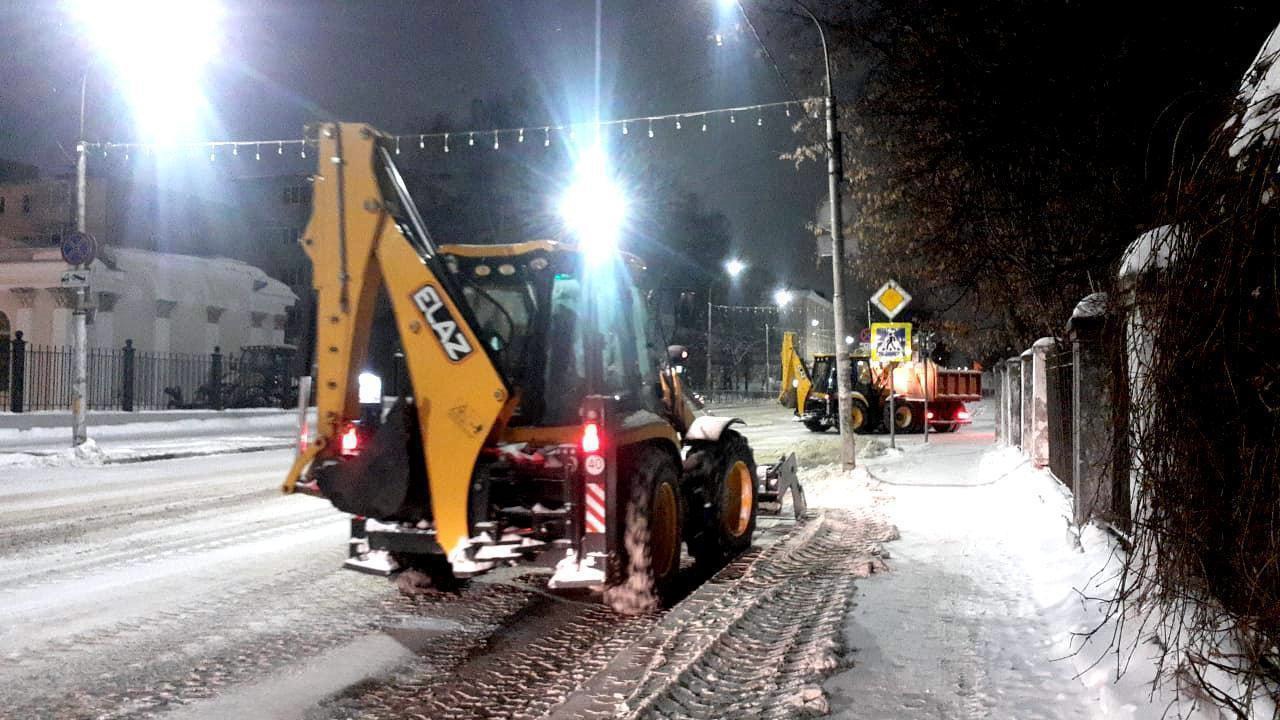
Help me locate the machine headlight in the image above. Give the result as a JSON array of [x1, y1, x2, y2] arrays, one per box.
[[358, 372, 383, 405]]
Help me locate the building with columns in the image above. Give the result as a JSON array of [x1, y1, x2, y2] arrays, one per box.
[[0, 241, 295, 354]]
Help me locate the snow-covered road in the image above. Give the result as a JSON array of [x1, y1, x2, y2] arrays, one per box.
[[0, 399, 1195, 719], [0, 449, 382, 718]]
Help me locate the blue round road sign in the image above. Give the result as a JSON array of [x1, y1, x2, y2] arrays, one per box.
[[61, 231, 96, 267]]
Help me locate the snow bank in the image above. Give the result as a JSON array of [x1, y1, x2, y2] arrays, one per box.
[[978, 448, 1272, 719]]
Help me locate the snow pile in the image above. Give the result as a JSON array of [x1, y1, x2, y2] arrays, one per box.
[[809, 435, 1260, 718], [973, 448, 1266, 719], [798, 463, 890, 512], [0, 438, 110, 468], [1228, 22, 1280, 159]]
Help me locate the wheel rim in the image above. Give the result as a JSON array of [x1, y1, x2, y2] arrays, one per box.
[[722, 460, 754, 538], [850, 404, 865, 431], [651, 482, 678, 579], [895, 405, 912, 429]]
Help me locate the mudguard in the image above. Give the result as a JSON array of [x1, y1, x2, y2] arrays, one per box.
[[684, 415, 744, 443]]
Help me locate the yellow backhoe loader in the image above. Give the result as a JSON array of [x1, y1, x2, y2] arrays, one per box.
[[282, 123, 803, 613]]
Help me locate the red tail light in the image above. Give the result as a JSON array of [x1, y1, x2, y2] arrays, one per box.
[[341, 426, 359, 454], [957, 410, 972, 420], [581, 422, 601, 454]]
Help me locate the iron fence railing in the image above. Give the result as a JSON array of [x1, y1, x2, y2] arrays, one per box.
[[1, 332, 296, 413]]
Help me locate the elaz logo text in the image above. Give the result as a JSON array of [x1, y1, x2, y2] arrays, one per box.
[[412, 285, 473, 361]]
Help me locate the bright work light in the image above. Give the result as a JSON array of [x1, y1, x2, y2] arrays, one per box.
[[559, 143, 628, 266], [774, 288, 793, 307]]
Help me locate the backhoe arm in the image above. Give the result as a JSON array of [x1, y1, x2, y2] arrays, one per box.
[[283, 122, 510, 563], [778, 331, 811, 411]]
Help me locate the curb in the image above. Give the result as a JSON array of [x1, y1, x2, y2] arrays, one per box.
[[0, 441, 293, 468]]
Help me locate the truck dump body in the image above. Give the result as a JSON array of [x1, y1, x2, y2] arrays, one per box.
[[887, 362, 982, 402]]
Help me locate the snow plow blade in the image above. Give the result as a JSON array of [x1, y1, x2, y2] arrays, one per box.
[[757, 452, 806, 520]]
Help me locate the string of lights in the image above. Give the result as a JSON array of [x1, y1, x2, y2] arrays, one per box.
[[710, 302, 783, 312], [80, 97, 819, 160]]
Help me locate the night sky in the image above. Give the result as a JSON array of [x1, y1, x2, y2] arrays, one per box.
[[0, 0, 830, 296]]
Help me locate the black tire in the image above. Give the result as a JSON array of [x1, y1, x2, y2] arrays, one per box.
[[906, 402, 926, 433], [884, 400, 914, 433], [603, 446, 684, 615], [683, 430, 758, 570], [849, 398, 870, 433]]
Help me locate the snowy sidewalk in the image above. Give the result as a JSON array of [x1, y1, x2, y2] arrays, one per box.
[[0, 409, 302, 467], [779, 411, 1210, 720]]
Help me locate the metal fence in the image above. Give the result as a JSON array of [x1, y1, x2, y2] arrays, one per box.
[[1, 332, 291, 413], [996, 303, 1129, 530]]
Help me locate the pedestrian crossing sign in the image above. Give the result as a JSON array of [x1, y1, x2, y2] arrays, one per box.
[[871, 279, 912, 320], [870, 322, 912, 362]]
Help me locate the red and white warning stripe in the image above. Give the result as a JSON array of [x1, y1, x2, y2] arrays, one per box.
[[584, 479, 607, 533]]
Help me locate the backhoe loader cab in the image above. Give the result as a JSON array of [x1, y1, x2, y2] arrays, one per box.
[[283, 123, 802, 613]]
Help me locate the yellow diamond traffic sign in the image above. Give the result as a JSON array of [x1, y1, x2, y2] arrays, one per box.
[[871, 279, 912, 320]]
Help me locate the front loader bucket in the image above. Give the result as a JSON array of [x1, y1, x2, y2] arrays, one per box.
[[757, 452, 806, 520], [315, 401, 428, 520]]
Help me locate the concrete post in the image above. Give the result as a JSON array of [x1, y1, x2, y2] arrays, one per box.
[[1067, 293, 1118, 526], [993, 363, 1005, 443], [1027, 339, 1052, 467], [1006, 357, 1022, 448], [1019, 350, 1033, 452]]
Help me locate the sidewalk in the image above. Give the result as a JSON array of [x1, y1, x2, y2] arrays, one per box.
[[789, 409, 1226, 720], [0, 409, 303, 467]]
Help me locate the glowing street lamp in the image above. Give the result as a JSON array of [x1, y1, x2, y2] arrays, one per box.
[[70, 0, 224, 144], [63, 0, 223, 448], [558, 143, 628, 267], [773, 288, 793, 307], [706, 257, 749, 392]]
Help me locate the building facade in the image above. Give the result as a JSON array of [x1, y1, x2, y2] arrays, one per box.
[[778, 289, 836, 359], [0, 242, 295, 353]]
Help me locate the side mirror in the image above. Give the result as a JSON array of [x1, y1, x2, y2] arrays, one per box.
[[667, 344, 689, 367]]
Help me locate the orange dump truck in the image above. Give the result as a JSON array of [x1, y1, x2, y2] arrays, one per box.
[[801, 349, 982, 433]]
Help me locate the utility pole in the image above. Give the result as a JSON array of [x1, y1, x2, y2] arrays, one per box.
[[764, 322, 770, 395], [796, 0, 855, 470], [71, 72, 90, 447]]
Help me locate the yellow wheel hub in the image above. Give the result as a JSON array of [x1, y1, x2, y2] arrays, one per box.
[[722, 460, 754, 539], [850, 404, 865, 431], [651, 482, 678, 578], [895, 405, 912, 429]]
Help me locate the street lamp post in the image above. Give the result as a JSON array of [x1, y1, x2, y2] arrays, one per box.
[[721, 0, 854, 468], [792, 0, 856, 471], [70, 72, 91, 446], [707, 258, 746, 394], [67, 0, 222, 446]]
